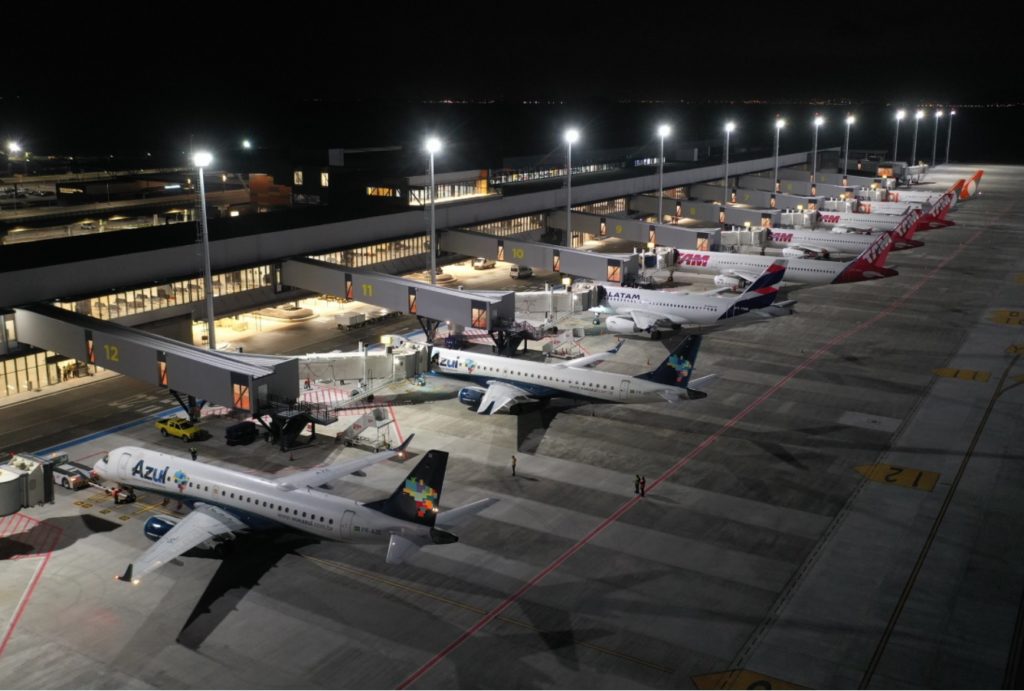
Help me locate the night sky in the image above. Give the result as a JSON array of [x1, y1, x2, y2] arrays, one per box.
[[1, 1, 1019, 158]]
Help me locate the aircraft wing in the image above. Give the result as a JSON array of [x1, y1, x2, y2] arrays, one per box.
[[435, 497, 498, 529], [722, 268, 764, 284], [275, 435, 415, 491], [561, 340, 624, 368], [477, 381, 534, 415], [791, 244, 830, 257], [627, 309, 682, 331], [118, 503, 247, 584]]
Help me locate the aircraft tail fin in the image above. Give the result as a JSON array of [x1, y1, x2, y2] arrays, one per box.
[[365, 450, 448, 528], [834, 231, 898, 283], [919, 191, 956, 228], [962, 169, 984, 200], [893, 208, 923, 243], [638, 335, 703, 389], [733, 259, 787, 310]]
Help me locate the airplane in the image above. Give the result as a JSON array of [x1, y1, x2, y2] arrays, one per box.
[[408, 334, 711, 414], [767, 208, 922, 259], [92, 436, 497, 583], [959, 169, 984, 200], [876, 178, 964, 206], [818, 191, 955, 231], [669, 229, 897, 290], [590, 259, 795, 337]]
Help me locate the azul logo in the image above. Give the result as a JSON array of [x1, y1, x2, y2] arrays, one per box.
[[131, 459, 171, 484], [667, 356, 693, 383], [676, 253, 710, 267], [771, 231, 794, 243], [819, 213, 842, 224], [439, 356, 476, 374], [402, 477, 439, 517], [173, 469, 189, 492]]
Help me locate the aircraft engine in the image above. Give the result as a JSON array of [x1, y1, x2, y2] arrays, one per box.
[[143, 514, 180, 542], [457, 387, 485, 407], [713, 275, 744, 291], [605, 316, 642, 334]]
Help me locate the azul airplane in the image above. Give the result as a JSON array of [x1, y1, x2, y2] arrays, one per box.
[[591, 259, 795, 337], [671, 229, 898, 290], [406, 334, 710, 414], [93, 436, 496, 584], [767, 207, 922, 259]]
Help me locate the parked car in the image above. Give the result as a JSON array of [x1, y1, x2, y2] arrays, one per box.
[[472, 257, 496, 270], [53, 461, 91, 490], [510, 265, 533, 279], [155, 417, 202, 442]]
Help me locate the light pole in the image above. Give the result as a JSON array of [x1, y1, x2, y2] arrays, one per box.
[[193, 151, 217, 350], [911, 110, 924, 165], [425, 136, 442, 286], [657, 124, 671, 223], [6, 141, 21, 208], [945, 110, 956, 164], [564, 128, 579, 248], [843, 115, 855, 185], [811, 115, 824, 184], [723, 121, 735, 204], [773, 118, 785, 193], [893, 110, 905, 162], [931, 110, 943, 167]]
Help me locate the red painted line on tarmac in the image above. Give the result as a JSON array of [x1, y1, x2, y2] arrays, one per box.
[[389, 404, 404, 445], [0, 514, 14, 537], [0, 517, 62, 658], [396, 230, 984, 689]]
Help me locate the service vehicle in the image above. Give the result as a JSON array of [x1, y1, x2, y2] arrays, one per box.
[[155, 417, 202, 441], [52, 460, 92, 490], [472, 257, 496, 270]]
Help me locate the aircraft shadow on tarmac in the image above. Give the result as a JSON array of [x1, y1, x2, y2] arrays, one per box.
[[175, 530, 320, 650], [0, 513, 119, 560]]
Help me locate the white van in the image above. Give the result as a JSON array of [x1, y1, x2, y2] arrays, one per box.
[[510, 265, 533, 279]]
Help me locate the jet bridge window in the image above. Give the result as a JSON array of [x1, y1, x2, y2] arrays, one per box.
[[607, 264, 621, 282]]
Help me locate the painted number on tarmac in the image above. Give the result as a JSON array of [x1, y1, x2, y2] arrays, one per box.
[[692, 669, 804, 689], [991, 310, 1024, 325], [933, 367, 991, 383], [855, 464, 940, 492]]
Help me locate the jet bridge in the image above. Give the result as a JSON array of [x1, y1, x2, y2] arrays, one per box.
[[279, 258, 525, 352], [630, 194, 780, 229], [738, 174, 853, 199], [545, 210, 721, 252], [13, 303, 298, 414], [778, 168, 895, 189], [688, 183, 817, 213], [440, 228, 642, 285]]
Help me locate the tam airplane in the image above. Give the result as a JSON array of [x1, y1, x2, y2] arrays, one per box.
[[591, 259, 795, 336], [411, 334, 711, 414], [818, 191, 955, 232], [93, 436, 497, 583], [670, 230, 898, 290], [768, 208, 922, 259]]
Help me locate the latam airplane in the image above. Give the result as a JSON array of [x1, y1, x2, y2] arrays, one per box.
[[671, 230, 897, 290], [767, 208, 922, 259], [818, 191, 955, 231], [414, 334, 710, 414], [94, 437, 496, 583], [591, 259, 795, 337]]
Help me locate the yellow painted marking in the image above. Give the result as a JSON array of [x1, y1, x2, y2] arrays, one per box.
[[361, 283, 373, 298], [991, 309, 1024, 325], [118, 515, 131, 522], [933, 367, 991, 382], [1014, 374, 1024, 384], [99, 509, 111, 515], [1007, 344, 1024, 355], [129, 501, 165, 517], [855, 464, 940, 492], [692, 669, 805, 689], [512, 247, 525, 260], [614, 224, 624, 234], [303, 555, 671, 673], [78, 503, 93, 509]]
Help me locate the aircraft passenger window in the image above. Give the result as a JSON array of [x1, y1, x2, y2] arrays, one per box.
[[302, 512, 307, 518], [262, 501, 267, 507], [247, 497, 251, 503], [205, 486, 209, 492], [320, 516, 325, 522], [329, 519, 334, 525], [230, 493, 235, 499], [284, 507, 289, 513]]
